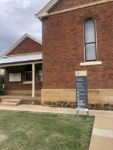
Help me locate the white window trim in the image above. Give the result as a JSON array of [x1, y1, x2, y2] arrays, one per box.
[[84, 19, 97, 61], [23, 81, 32, 84], [80, 61, 102, 66]]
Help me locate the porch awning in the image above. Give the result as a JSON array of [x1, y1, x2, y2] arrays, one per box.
[[0, 54, 42, 67]]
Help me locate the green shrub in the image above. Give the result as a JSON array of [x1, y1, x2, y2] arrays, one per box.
[[0, 75, 5, 95]]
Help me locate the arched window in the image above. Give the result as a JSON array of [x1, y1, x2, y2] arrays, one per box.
[[84, 19, 97, 61]]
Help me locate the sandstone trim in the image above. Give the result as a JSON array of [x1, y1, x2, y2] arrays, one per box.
[[41, 89, 113, 104], [80, 61, 102, 66], [41, 89, 113, 110]]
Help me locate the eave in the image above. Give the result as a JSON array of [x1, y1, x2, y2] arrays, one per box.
[[35, 0, 59, 20]]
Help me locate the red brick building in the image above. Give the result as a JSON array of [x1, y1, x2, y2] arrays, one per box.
[[36, 0, 113, 108], [0, 34, 42, 97]]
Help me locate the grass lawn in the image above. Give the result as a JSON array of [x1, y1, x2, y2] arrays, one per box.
[[0, 110, 94, 150]]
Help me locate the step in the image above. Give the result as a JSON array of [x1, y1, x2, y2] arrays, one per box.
[[2, 99, 21, 103], [0, 102, 20, 106]]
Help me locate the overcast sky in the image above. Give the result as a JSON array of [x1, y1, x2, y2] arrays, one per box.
[[0, 0, 50, 56]]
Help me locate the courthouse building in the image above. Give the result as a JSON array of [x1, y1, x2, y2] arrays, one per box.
[[36, 0, 113, 109], [0, 0, 113, 109]]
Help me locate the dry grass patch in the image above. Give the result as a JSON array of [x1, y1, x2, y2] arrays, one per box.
[[0, 133, 7, 143]]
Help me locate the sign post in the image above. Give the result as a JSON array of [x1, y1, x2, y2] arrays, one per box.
[[75, 71, 89, 117]]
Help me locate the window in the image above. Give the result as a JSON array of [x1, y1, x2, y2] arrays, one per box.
[[25, 65, 32, 81], [9, 73, 21, 82], [37, 70, 42, 82], [84, 19, 97, 61]]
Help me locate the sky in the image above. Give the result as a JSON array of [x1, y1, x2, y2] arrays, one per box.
[[0, 0, 50, 56]]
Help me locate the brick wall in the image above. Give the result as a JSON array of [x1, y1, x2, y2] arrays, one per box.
[[49, 0, 102, 13], [5, 64, 42, 92], [42, 1, 113, 89], [7, 37, 42, 56]]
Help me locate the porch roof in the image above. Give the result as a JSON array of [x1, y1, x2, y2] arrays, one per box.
[[0, 53, 42, 67]]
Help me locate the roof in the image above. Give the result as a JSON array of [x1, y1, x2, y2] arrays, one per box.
[[36, 0, 113, 20], [2, 34, 42, 57], [36, 0, 59, 20], [0, 54, 42, 67]]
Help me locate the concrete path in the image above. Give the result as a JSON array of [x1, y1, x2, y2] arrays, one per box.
[[0, 105, 113, 150], [89, 111, 113, 150]]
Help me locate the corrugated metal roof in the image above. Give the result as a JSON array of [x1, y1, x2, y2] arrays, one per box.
[[0, 54, 42, 65]]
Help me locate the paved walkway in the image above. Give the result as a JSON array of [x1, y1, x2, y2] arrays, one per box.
[[0, 105, 113, 150], [89, 110, 113, 150]]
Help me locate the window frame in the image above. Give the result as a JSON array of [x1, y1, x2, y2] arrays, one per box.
[[84, 18, 97, 62], [8, 73, 22, 83]]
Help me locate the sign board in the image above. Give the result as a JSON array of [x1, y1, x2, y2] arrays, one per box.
[[75, 71, 89, 115], [9, 73, 21, 82]]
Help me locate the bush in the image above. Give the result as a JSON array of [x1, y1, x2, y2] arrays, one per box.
[[0, 75, 5, 95]]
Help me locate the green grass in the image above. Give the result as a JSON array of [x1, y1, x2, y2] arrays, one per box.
[[0, 110, 94, 150]]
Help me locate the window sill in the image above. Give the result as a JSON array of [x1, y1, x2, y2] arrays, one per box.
[[23, 81, 32, 84], [80, 61, 102, 66]]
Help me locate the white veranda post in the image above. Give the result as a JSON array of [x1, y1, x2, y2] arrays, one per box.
[[32, 63, 35, 98]]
